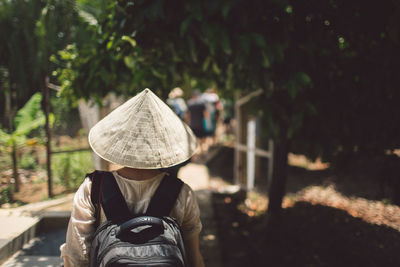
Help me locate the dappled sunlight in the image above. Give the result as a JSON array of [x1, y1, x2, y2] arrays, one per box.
[[288, 153, 330, 170], [213, 186, 400, 267], [234, 184, 400, 231], [295, 185, 400, 231], [2, 255, 62, 267]]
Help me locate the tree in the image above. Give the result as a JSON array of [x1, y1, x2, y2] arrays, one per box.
[[0, 0, 96, 197], [57, 0, 312, 220], [56, 0, 400, 220], [0, 93, 50, 192]]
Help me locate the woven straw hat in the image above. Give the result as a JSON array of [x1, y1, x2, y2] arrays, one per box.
[[88, 88, 198, 169]]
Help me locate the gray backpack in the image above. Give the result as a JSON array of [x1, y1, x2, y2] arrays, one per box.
[[88, 171, 187, 267]]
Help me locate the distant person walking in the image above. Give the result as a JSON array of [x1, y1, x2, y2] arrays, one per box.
[[201, 88, 222, 146], [166, 88, 190, 177], [186, 90, 208, 154], [167, 87, 188, 120]]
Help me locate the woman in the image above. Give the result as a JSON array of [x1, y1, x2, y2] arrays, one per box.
[[60, 88, 205, 267]]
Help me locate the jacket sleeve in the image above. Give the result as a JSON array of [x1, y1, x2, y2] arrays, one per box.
[[179, 184, 203, 240], [60, 177, 96, 267]]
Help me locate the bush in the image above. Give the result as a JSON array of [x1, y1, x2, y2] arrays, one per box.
[[0, 184, 12, 206], [20, 152, 37, 170], [53, 151, 93, 191]]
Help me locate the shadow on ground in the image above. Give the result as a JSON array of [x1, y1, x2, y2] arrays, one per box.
[[213, 192, 400, 267], [205, 146, 235, 184], [207, 145, 400, 266], [20, 228, 67, 256]]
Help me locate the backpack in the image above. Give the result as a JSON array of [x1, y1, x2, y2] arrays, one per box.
[[171, 99, 186, 120], [88, 171, 187, 267]]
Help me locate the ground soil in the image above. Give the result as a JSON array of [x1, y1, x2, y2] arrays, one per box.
[[12, 182, 66, 205], [208, 146, 400, 267], [1, 169, 68, 207]]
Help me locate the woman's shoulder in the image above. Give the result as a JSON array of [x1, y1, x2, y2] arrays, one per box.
[[176, 181, 198, 205]]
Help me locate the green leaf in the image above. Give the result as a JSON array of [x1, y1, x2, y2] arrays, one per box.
[[287, 72, 312, 99], [180, 15, 193, 36], [202, 56, 212, 71], [287, 83, 298, 99], [76, 7, 98, 26], [14, 93, 44, 130], [124, 56, 136, 68], [15, 117, 46, 136], [222, 2, 232, 19], [49, 113, 55, 128], [151, 68, 166, 79], [121, 35, 137, 47], [221, 30, 231, 54], [188, 37, 198, 63], [0, 128, 11, 144], [298, 72, 312, 85], [261, 51, 271, 68], [251, 33, 266, 48], [106, 40, 113, 50], [212, 62, 221, 75]]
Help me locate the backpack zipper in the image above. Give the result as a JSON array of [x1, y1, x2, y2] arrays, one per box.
[[98, 241, 177, 264], [104, 255, 183, 267]]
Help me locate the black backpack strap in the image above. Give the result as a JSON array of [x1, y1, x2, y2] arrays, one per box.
[[146, 172, 184, 217], [90, 171, 132, 223], [89, 170, 104, 228]]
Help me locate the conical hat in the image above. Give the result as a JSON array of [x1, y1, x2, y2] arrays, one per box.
[[88, 88, 197, 169]]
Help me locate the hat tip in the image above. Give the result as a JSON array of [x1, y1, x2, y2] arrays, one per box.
[[144, 88, 151, 93]]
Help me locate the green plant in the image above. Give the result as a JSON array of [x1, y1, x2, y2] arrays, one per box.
[[0, 93, 53, 192], [20, 153, 37, 170], [53, 151, 93, 191], [0, 184, 12, 206]]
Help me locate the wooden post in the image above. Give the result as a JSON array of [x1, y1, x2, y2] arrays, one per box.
[[44, 77, 53, 198], [234, 89, 266, 187], [267, 138, 274, 191], [11, 143, 20, 192], [234, 94, 241, 185], [246, 117, 256, 190]]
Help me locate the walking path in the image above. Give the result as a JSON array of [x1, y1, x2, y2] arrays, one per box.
[[0, 162, 223, 267]]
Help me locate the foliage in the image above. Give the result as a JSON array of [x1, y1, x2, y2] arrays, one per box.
[[53, 0, 400, 213], [54, 0, 313, 137], [19, 151, 38, 170], [56, 0, 400, 156], [53, 0, 225, 101], [53, 150, 93, 190], [50, 93, 81, 135], [0, 0, 85, 121], [0, 93, 50, 149], [284, 0, 400, 162], [0, 184, 12, 206], [0, 0, 45, 111], [51, 0, 119, 103], [0, 92, 52, 192]]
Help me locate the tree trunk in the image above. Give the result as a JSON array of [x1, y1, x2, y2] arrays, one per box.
[[44, 80, 53, 198], [267, 127, 290, 218], [11, 143, 20, 192]]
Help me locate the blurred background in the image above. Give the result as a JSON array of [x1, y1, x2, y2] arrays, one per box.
[[1, 0, 400, 266]]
